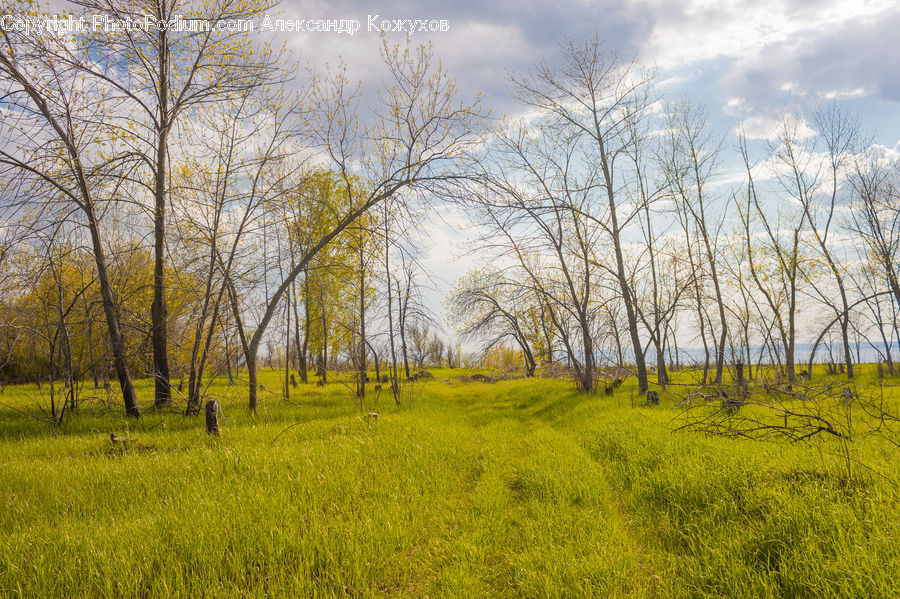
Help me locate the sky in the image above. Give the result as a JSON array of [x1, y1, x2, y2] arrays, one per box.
[[264, 0, 900, 330], [271, 0, 900, 137]]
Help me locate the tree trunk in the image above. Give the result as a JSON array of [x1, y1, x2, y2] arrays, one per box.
[[372, 348, 380, 382], [695, 174, 728, 385], [151, 21, 172, 409], [358, 241, 366, 398], [385, 230, 401, 403], [301, 280, 310, 381], [83, 293, 99, 389], [186, 223, 224, 415], [523, 343, 537, 377], [579, 319, 594, 392], [89, 210, 140, 417], [55, 280, 75, 411], [247, 352, 258, 414], [284, 290, 291, 400], [840, 313, 854, 379], [224, 332, 234, 384], [320, 289, 328, 383], [606, 188, 647, 392], [399, 289, 411, 381]]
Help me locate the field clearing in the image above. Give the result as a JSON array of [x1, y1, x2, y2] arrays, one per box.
[[1, 367, 899, 597]]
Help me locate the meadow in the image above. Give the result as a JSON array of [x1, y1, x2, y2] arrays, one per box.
[[1, 366, 898, 598]]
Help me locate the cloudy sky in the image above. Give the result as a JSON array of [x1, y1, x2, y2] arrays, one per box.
[[273, 0, 900, 139], [266, 0, 900, 325]]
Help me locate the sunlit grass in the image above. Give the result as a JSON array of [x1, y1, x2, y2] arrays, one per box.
[[1, 366, 898, 597]]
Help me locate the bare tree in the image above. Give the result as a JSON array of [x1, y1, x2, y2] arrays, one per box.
[[505, 35, 655, 392], [850, 153, 900, 323], [783, 104, 863, 379], [0, 20, 141, 416], [69, 0, 283, 407], [659, 100, 728, 383], [468, 145, 603, 390], [738, 117, 811, 386], [449, 270, 538, 376], [240, 40, 484, 412]]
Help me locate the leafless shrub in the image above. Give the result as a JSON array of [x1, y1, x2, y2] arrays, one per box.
[[675, 379, 900, 484]]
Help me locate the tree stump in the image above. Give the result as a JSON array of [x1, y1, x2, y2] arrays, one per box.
[[205, 400, 221, 435]]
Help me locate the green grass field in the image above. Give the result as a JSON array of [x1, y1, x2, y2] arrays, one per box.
[[1, 367, 899, 597]]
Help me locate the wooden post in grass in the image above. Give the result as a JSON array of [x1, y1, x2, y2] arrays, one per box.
[[205, 400, 220, 435]]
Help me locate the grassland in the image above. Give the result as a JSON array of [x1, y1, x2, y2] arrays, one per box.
[[1, 366, 899, 597]]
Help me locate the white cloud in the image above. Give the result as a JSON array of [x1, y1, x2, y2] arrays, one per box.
[[641, 0, 897, 71], [737, 109, 817, 142]]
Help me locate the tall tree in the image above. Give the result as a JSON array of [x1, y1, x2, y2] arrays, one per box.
[[795, 103, 863, 378], [505, 35, 655, 392], [71, 0, 282, 407], [659, 100, 728, 383], [240, 40, 484, 413], [738, 119, 810, 385], [0, 19, 141, 416]]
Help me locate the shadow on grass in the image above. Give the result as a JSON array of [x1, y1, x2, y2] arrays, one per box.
[[441, 378, 594, 427]]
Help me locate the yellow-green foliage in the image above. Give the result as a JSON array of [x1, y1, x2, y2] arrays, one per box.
[[0, 367, 898, 597], [482, 343, 525, 373]]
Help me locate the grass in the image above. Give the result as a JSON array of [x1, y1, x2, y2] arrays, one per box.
[[1, 366, 899, 597]]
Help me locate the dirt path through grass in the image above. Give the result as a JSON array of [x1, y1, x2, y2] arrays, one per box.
[[412, 380, 663, 597]]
